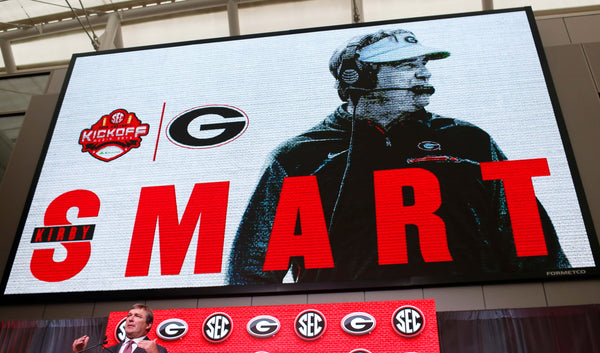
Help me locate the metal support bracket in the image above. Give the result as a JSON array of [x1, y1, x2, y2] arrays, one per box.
[[0, 39, 17, 73], [98, 13, 123, 51], [228, 0, 241, 36]]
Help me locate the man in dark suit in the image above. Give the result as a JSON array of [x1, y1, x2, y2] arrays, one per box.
[[72, 303, 167, 353]]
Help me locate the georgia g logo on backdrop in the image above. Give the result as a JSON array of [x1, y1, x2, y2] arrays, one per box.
[[247, 315, 281, 338], [167, 105, 248, 148], [156, 318, 189, 340], [341, 312, 376, 335]]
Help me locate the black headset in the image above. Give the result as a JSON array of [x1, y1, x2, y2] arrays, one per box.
[[336, 37, 380, 103]]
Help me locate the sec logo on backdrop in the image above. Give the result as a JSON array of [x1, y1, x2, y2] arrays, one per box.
[[203, 312, 233, 343], [392, 306, 425, 338], [294, 309, 326, 341]]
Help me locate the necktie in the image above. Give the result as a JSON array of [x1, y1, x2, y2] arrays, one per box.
[[123, 340, 134, 353]]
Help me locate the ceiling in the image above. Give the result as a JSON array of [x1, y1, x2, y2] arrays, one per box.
[[0, 0, 180, 32], [3, 0, 600, 33]]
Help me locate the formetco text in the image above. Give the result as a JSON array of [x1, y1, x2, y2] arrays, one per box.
[[546, 269, 586, 276]]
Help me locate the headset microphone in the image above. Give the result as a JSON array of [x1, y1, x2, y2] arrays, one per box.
[[349, 85, 435, 96], [373, 85, 435, 95]]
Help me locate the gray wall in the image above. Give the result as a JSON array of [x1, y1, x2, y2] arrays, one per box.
[[0, 12, 599, 321]]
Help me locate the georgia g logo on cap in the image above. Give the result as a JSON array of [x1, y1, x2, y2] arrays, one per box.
[[404, 35, 418, 43]]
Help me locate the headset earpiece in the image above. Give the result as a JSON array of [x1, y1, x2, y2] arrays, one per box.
[[338, 42, 361, 86], [337, 40, 377, 101]]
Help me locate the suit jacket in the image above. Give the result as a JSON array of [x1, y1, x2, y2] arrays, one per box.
[[102, 337, 167, 353]]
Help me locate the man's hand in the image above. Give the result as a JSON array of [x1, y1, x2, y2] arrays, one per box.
[[72, 335, 89, 353], [137, 339, 160, 353]]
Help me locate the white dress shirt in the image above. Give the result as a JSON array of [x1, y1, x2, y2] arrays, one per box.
[[118, 337, 145, 353]]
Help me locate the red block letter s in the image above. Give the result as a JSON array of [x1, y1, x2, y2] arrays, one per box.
[[30, 190, 100, 282]]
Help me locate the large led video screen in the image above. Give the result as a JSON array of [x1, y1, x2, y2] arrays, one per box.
[[2, 7, 599, 300]]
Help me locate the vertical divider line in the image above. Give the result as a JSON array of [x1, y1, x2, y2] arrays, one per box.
[[153, 102, 167, 162]]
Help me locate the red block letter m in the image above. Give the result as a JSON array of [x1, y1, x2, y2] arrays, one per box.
[[125, 182, 229, 277]]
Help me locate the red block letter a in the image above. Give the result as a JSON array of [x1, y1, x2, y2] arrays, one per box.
[[262, 176, 334, 271]]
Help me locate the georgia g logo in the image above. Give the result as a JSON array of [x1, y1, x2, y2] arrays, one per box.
[[341, 312, 376, 335], [156, 318, 188, 341], [167, 105, 248, 148], [247, 315, 280, 338], [203, 312, 233, 343], [392, 305, 425, 338]]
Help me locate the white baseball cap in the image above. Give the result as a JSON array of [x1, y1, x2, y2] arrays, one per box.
[[359, 31, 450, 63]]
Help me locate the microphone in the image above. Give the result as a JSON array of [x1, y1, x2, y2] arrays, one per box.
[[373, 85, 435, 95], [76, 336, 108, 353], [348, 84, 435, 95]]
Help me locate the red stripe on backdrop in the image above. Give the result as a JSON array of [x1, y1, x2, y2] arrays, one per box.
[[105, 299, 439, 353]]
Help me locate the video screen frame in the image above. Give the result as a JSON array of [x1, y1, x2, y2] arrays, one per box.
[[2, 6, 599, 302]]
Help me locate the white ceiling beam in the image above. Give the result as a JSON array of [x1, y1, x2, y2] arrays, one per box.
[[227, 0, 240, 36], [98, 13, 123, 50], [0, 39, 17, 74], [0, 0, 265, 42]]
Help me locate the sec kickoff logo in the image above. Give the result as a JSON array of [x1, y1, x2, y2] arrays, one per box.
[[156, 318, 188, 341], [341, 312, 376, 335], [392, 305, 425, 338], [79, 109, 149, 162], [294, 309, 326, 341], [203, 312, 233, 343], [247, 315, 281, 338]]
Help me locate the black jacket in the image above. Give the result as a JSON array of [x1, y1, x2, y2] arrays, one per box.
[[228, 105, 569, 285]]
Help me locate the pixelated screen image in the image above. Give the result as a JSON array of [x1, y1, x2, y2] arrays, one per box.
[[2, 7, 598, 299]]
